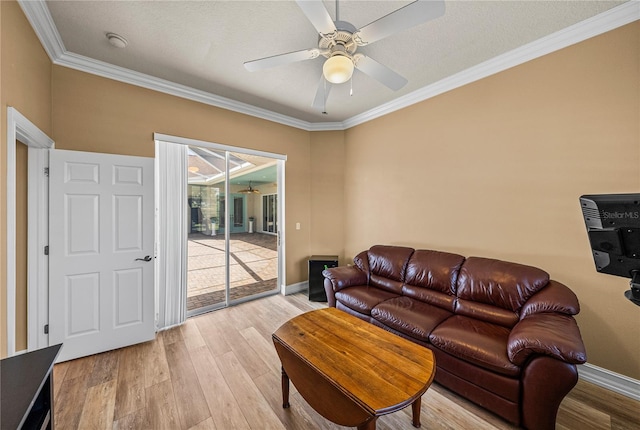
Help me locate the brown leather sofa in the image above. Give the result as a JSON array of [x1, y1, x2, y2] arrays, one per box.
[[322, 245, 587, 430]]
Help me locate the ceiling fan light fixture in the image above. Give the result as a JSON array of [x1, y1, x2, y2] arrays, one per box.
[[323, 55, 354, 84]]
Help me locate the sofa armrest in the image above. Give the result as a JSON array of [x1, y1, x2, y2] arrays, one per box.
[[322, 266, 368, 292], [323, 266, 368, 308], [521, 356, 578, 430], [520, 280, 580, 318], [508, 313, 587, 366]]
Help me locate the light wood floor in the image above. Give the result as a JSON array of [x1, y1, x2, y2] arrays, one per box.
[[53, 293, 639, 430]]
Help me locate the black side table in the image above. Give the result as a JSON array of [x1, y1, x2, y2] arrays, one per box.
[[1, 344, 62, 430], [308, 255, 338, 302]]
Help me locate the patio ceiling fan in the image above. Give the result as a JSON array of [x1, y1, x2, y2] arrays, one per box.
[[239, 181, 260, 194], [243, 0, 445, 113]]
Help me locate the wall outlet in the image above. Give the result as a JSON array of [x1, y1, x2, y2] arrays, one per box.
[[296, 222, 301, 230]]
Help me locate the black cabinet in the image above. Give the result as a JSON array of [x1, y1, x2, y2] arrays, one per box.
[[1, 344, 62, 430], [308, 255, 338, 302]]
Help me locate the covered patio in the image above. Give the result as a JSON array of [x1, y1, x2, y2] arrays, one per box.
[[187, 232, 278, 311]]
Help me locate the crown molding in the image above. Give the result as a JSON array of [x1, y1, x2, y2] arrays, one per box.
[[17, 0, 330, 131], [18, 0, 639, 132], [344, 0, 640, 129], [307, 121, 347, 131], [57, 51, 319, 131], [18, 0, 66, 59]]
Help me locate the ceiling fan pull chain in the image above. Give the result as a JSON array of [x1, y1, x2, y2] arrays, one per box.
[[324, 79, 328, 113], [322, 79, 328, 115], [350, 76, 353, 97]]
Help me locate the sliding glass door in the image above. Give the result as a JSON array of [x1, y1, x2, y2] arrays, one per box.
[[186, 147, 228, 313], [186, 146, 282, 316]]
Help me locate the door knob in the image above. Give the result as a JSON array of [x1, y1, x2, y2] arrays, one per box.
[[135, 255, 152, 262]]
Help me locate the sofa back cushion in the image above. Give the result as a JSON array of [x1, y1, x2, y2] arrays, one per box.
[[402, 250, 466, 312], [456, 257, 550, 327], [353, 250, 370, 277], [367, 245, 415, 294]]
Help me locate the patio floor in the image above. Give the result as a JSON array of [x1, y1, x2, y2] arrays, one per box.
[[187, 232, 278, 311]]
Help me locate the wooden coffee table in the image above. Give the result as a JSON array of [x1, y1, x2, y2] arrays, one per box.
[[272, 307, 435, 430]]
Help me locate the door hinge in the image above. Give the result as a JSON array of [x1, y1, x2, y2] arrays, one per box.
[[44, 324, 49, 334], [44, 245, 49, 255], [44, 167, 49, 177]]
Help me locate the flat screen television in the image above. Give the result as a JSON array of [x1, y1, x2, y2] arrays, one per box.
[[580, 193, 640, 305]]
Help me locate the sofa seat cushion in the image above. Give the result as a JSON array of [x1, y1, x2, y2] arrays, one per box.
[[432, 348, 520, 402], [334, 286, 399, 316], [429, 315, 520, 377], [371, 296, 453, 342]]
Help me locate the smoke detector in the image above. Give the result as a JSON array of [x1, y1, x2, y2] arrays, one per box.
[[106, 32, 128, 48]]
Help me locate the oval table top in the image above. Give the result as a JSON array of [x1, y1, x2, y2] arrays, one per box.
[[273, 307, 435, 428]]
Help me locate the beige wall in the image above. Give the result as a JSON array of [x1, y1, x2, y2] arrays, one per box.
[[343, 22, 640, 379], [1, 0, 318, 356], [51, 65, 314, 287], [0, 0, 53, 356], [310, 131, 345, 261], [1, 0, 638, 383]]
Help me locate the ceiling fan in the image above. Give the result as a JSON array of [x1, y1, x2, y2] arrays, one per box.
[[239, 181, 260, 194], [244, 0, 445, 112]]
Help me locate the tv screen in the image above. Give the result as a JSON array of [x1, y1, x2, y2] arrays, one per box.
[[580, 193, 640, 278]]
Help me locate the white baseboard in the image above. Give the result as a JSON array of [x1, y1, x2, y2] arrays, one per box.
[[579, 363, 640, 401], [284, 281, 308, 296]]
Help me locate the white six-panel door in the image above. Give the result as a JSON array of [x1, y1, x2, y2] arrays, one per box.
[[49, 149, 155, 362]]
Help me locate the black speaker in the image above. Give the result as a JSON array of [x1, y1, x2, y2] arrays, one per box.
[[308, 255, 338, 302]]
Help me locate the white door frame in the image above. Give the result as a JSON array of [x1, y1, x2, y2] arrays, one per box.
[[277, 162, 285, 294], [6, 107, 54, 356]]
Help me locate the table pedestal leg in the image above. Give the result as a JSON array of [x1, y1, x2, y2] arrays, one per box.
[[281, 366, 290, 408], [412, 397, 421, 427], [357, 417, 377, 430]]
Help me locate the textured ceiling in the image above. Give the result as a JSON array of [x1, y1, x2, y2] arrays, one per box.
[[43, 0, 628, 123]]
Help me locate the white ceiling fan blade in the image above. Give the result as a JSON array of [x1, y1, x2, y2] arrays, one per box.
[[354, 55, 408, 91], [353, 0, 445, 46], [296, 0, 337, 38], [312, 75, 332, 112], [244, 48, 321, 72]]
